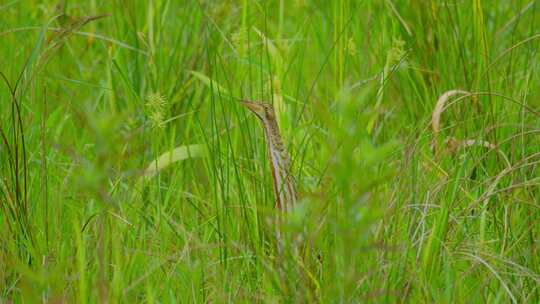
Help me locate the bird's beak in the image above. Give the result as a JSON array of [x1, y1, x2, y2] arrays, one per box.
[[240, 100, 259, 113]]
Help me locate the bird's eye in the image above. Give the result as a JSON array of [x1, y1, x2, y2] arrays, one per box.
[[265, 108, 274, 119]]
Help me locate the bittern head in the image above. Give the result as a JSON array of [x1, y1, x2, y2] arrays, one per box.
[[241, 100, 276, 123]]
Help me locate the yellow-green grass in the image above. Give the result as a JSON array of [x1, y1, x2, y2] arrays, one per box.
[[1, 1, 539, 302]]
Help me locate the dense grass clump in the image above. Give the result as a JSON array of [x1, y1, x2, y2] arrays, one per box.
[[1, 1, 539, 302]]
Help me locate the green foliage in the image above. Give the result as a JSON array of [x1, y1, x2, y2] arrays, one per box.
[[1, 0, 539, 302]]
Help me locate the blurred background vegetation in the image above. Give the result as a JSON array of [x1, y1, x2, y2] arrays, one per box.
[[1, 0, 539, 302]]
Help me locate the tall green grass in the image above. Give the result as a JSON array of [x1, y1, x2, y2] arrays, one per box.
[[1, 0, 539, 302]]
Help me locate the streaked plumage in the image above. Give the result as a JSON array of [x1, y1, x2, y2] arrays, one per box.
[[241, 101, 297, 213]]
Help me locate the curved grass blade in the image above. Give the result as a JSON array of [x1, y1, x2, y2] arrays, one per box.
[[143, 144, 206, 178]]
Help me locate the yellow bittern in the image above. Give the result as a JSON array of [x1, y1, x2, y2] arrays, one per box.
[[241, 100, 297, 214], [242, 100, 322, 265]]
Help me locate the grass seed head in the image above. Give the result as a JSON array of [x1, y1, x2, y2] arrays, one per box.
[[146, 92, 167, 129]]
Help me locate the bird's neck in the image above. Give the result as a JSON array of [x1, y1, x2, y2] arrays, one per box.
[[259, 117, 296, 211], [261, 117, 285, 153]]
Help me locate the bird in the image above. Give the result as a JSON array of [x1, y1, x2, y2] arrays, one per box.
[[241, 100, 297, 214], [242, 100, 324, 268]]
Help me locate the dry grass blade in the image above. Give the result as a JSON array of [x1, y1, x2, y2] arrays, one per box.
[[431, 89, 471, 135], [445, 137, 511, 169], [459, 251, 517, 303], [431, 90, 471, 155], [431, 90, 505, 160], [476, 153, 540, 209]]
